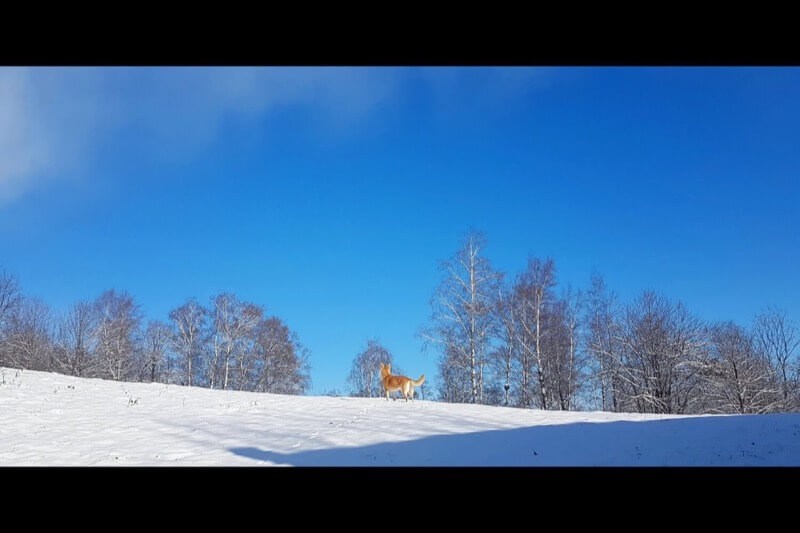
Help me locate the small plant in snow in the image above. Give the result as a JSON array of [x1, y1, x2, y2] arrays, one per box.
[[121, 385, 139, 406], [3, 371, 22, 387]]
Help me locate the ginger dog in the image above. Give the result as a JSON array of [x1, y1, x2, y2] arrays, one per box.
[[380, 362, 425, 402]]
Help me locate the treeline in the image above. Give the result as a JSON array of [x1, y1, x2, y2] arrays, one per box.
[[0, 270, 311, 394], [422, 231, 799, 414]]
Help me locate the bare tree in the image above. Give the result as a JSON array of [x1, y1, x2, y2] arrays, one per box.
[[615, 291, 707, 414], [251, 316, 311, 394], [0, 269, 22, 366], [169, 298, 207, 387], [434, 345, 475, 403], [53, 301, 97, 377], [702, 322, 782, 414], [251, 317, 287, 393], [509, 281, 535, 408], [753, 308, 799, 411], [545, 286, 584, 410], [137, 320, 170, 383], [512, 257, 558, 409], [232, 304, 265, 391], [346, 339, 395, 397], [93, 290, 142, 381], [0, 270, 21, 322], [4, 298, 53, 371], [422, 230, 501, 404], [209, 293, 261, 390], [584, 274, 622, 411], [493, 284, 518, 406]]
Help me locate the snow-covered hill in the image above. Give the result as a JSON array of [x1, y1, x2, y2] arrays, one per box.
[[1, 367, 798, 466]]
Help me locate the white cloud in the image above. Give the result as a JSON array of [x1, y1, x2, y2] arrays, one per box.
[[0, 67, 555, 206], [0, 69, 45, 203], [0, 67, 108, 205], [1, 67, 411, 205]]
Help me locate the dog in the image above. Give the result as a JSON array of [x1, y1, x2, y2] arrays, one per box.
[[379, 362, 425, 402]]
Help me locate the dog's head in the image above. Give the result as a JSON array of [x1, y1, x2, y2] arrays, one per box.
[[379, 362, 391, 378]]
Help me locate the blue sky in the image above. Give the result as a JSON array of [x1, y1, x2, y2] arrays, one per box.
[[1, 66, 798, 395]]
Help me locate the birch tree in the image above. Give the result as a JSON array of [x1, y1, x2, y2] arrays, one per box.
[[493, 284, 518, 406], [512, 257, 557, 409], [545, 286, 584, 410], [93, 290, 142, 381], [209, 293, 261, 390], [168, 298, 207, 387], [423, 231, 501, 404], [585, 274, 622, 411]]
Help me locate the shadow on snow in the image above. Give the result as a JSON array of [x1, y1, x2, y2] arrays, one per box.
[[229, 413, 800, 466]]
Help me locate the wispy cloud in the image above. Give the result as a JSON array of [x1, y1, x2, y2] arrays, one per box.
[[418, 66, 555, 112], [0, 67, 407, 205], [0, 69, 44, 204], [1, 67, 112, 205], [0, 67, 555, 206]]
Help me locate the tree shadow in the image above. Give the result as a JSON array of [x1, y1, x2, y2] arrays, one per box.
[[229, 413, 800, 466]]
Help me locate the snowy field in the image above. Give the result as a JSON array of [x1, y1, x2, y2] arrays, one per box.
[[1, 367, 798, 466]]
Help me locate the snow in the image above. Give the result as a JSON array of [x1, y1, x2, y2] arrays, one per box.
[[1, 367, 798, 466]]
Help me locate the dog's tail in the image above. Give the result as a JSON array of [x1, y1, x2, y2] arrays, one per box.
[[411, 374, 425, 387]]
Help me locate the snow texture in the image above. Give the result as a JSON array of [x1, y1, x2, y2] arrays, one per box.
[[1, 367, 798, 466]]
